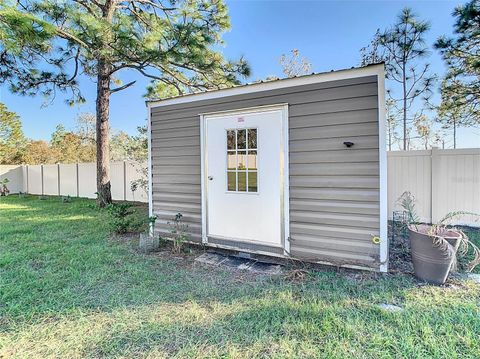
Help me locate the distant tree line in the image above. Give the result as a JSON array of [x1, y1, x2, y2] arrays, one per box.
[[0, 106, 147, 165]]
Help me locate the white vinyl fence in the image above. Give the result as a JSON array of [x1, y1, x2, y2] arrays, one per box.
[[1, 148, 479, 225], [0, 161, 147, 202], [388, 148, 480, 226]]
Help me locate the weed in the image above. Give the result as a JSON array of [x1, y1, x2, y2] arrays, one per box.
[[168, 212, 189, 253]]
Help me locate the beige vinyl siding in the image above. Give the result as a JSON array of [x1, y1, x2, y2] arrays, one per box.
[[150, 75, 380, 268]]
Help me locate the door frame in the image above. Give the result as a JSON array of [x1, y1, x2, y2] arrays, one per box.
[[200, 103, 290, 255]]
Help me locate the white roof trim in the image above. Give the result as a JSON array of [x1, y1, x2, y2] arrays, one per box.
[[147, 64, 384, 109]]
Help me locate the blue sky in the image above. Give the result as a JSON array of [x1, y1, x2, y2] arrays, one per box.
[[1, 0, 479, 148]]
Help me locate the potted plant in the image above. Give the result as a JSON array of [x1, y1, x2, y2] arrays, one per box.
[[398, 191, 480, 284], [139, 215, 159, 253]]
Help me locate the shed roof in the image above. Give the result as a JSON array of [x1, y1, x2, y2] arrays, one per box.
[[147, 62, 384, 109]]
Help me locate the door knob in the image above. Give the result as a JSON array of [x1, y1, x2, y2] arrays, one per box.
[[208, 176, 213, 181]]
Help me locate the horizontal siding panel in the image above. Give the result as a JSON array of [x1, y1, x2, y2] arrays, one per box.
[[292, 233, 377, 254], [151, 136, 199, 149], [290, 187, 379, 202], [290, 247, 376, 265], [151, 145, 199, 157], [153, 192, 201, 204], [290, 211, 379, 228], [290, 122, 378, 141], [291, 222, 376, 241], [152, 183, 200, 194], [289, 108, 378, 129], [155, 174, 200, 185], [290, 199, 379, 215], [152, 155, 200, 166], [155, 211, 201, 222], [152, 165, 200, 176], [151, 117, 198, 131], [153, 202, 201, 214], [152, 76, 377, 115], [290, 176, 379, 189], [152, 126, 199, 139], [289, 96, 377, 117], [156, 219, 201, 231], [289, 136, 378, 153], [155, 229, 202, 243], [289, 149, 379, 162], [290, 162, 379, 176]]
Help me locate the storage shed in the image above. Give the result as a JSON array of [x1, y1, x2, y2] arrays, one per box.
[[147, 63, 388, 272]]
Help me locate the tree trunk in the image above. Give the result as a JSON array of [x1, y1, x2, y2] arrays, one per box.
[[96, 60, 112, 207]]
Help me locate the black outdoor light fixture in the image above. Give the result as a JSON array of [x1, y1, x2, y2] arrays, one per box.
[[343, 141, 354, 148]]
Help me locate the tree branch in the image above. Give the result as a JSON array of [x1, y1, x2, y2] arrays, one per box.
[[110, 80, 136, 93]]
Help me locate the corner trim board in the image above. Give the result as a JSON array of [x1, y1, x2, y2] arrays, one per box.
[[377, 65, 389, 272], [147, 103, 154, 235]]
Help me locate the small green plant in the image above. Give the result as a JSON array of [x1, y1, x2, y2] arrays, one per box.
[[0, 178, 10, 196], [168, 212, 190, 253], [107, 202, 135, 234], [396, 191, 420, 231], [398, 191, 480, 272], [148, 215, 158, 235], [18, 191, 26, 198]]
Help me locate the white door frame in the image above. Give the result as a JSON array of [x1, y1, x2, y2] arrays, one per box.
[[200, 103, 290, 255]]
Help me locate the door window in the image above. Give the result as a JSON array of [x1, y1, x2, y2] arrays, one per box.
[[226, 128, 258, 192]]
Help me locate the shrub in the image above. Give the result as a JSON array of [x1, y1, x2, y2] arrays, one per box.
[[107, 203, 135, 234]]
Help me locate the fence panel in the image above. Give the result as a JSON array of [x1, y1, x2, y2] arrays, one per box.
[[43, 164, 59, 196], [0, 165, 24, 193], [77, 163, 96, 199], [431, 149, 480, 225], [125, 162, 148, 202], [59, 164, 78, 196], [387, 150, 432, 223], [27, 165, 43, 195], [388, 148, 480, 226], [110, 162, 125, 200]]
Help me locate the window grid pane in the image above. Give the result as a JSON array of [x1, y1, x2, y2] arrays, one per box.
[[226, 128, 258, 193]]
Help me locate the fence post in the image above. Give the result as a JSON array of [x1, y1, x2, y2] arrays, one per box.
[[25, 164, 29, 194], [57, 163, 61, 196], [76, 163, 80, 197], [431, 147, 440, 224], [123, 160, 127, 201], [41, 164, 44, 196]]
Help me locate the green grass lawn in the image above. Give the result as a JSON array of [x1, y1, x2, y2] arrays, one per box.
[[1, 195, 480, 358]]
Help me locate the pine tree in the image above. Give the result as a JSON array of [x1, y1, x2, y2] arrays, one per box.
[[436, 0, 480, 127], [361, 8, 435, 150], [0, 0, 249, 206]]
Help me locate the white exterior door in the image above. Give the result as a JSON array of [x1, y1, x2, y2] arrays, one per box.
[[203, 105, 288, 248]]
